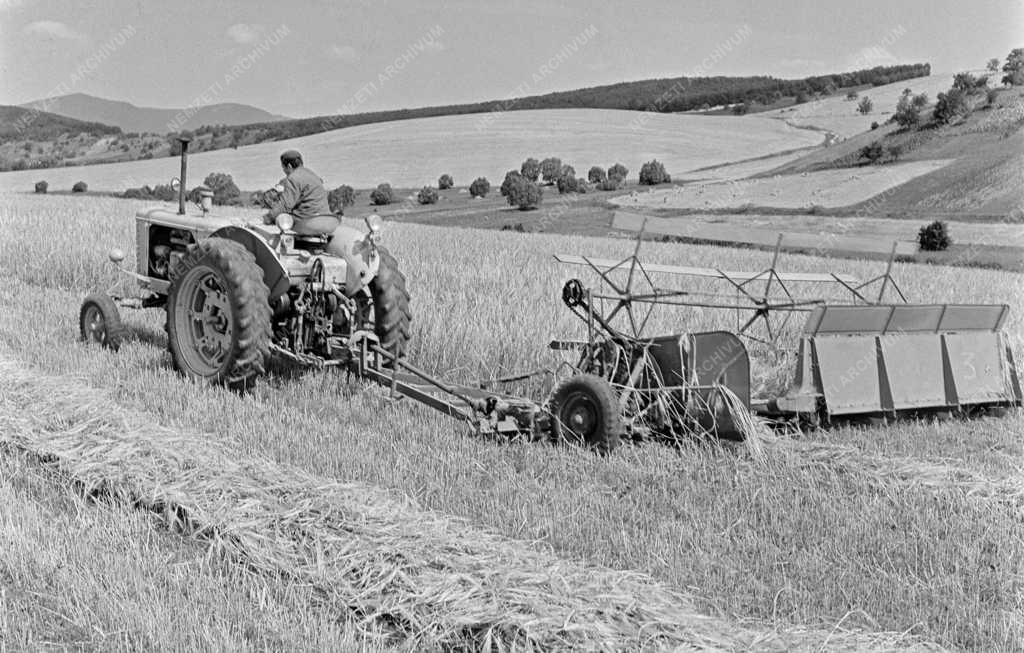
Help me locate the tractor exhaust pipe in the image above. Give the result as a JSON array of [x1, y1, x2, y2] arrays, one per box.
[[177, 137, 191, 215]]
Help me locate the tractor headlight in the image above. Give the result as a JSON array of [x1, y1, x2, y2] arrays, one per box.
[[364, 214, 383, 240], [275, 214, 294, 231]]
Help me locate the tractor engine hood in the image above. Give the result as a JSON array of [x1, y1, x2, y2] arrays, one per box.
[[135, 207, 243, 238]]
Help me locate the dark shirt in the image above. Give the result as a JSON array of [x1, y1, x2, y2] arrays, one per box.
[[265, 166, 331, 221]]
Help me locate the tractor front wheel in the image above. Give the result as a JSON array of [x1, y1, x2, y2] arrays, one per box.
[[79, 293, 126, 350], [166, 239, 271, 388], [546, 374, 624, 453]]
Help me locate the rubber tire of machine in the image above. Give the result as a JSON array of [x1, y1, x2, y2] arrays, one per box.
[[79, 293, 127, 351], [547, 373, 624, 453], [365, 246, 412, 366], [166, 239, 271, 389]]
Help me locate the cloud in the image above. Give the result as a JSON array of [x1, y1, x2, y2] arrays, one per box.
[[22, 20, 85, 40], [328, 44, 359, 62], [226, 23, 263, 44], [847, 46, 899, 70], [778, 57, 825, 70]]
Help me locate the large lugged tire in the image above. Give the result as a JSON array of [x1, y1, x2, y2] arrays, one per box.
[[367, 246, 412, 364], [166, 238, 271, 388], [546, 374, 624, 453], [79, 293, 126, 351]]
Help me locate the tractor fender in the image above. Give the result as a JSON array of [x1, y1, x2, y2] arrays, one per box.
[[325, 225, 380, 297], [208, 226, 290, 300]]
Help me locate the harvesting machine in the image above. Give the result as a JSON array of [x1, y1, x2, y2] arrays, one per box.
[[79, 143, 1021, 452]]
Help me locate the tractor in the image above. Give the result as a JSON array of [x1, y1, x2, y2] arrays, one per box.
[[79, 139, 411, 386]]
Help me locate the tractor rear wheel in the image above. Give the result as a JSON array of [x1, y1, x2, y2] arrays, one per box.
[[166, 238, 271, 388], [364, 246, 412, 365], [79, 293, 126, 351], [547, 374, 624, 453]]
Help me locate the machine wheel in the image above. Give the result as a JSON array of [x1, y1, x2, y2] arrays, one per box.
[[365, 246, 412, 365], [79, 293, 126, 351], [166, 238, 271, 388], [546, 374, 624, 453]]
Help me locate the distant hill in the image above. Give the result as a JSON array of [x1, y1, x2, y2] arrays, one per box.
[[194, 63, 931, 146], [3, 63, 931, 172], [760, 84, 1024, 218], [0, 105, 121, 143], [18, 93, 290, 134]]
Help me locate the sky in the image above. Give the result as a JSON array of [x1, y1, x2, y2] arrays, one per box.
[[0, 0, 1021, 118]]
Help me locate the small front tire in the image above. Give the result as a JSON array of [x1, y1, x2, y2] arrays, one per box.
[[79, 293, 126, 351], [546, 374, 624, 453]]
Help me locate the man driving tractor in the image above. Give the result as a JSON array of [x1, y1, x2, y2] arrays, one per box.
[[262, 149, 333, 231]]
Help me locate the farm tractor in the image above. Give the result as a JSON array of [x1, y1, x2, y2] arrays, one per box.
[[79, 138, 411, 386], [80, 142, 1021, 453]]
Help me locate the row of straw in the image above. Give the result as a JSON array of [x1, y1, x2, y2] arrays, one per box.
[[0, 351, 937, 651]]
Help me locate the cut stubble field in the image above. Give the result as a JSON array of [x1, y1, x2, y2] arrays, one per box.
[[1, 193, 1022, 650]]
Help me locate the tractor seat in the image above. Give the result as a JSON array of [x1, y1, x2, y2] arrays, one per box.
[[290, 214, 340, 236]]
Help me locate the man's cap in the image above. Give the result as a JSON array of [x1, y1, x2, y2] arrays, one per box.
[[280, 150, 303, 167]]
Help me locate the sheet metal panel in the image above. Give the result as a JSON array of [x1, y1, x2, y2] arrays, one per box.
[[943, 333, 1013, 404], [878, 334, 949, 410], [813, 337, 883, 414], [804, 304, 1010, 336], [808, 306, 892, 335], [938, 305, 1007, 332]]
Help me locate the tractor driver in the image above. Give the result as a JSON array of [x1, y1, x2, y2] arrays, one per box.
[[262, 149, 333, 230]]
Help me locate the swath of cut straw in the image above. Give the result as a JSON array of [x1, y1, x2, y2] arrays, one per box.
[[0, 353, 940, 651]]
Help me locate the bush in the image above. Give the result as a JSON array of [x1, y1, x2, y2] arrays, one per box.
[[951, 72, 976, 93], [540, 157, 562, 183], [887, 144, 903, 162], [794, 91, 810, 104], [202, 172, 240, 205], [520, 158, 540, 181], [72, 181, 88, 193], [986, 88, 999, 106], [870, 121, 879, 130], [608, 163, 628, 183], [34, 180, 47, 194], [505, 176, 542, 210], [588, 166, 606, 183], [438, 174, 453, 190], [328, 184, 356, 214], [500, 170, 522, 197], [731, 103, 748, 115], [639, 159, 670, 185], [857, 96, 873, 114], [417, 186, 439, 205], [469, 177, 490, 198], [1003, 48, 1024, 85], [846, 90, 859, 100], [933, 88, 969, 124], [859, 141, 884, 164], [597, 177, 620, 191], [556, 174, 582, 194], [893, 94, 919, 128], [918, 220, 951, 251], [152, 184, 177, 201], [370, 183, 395, 205]]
